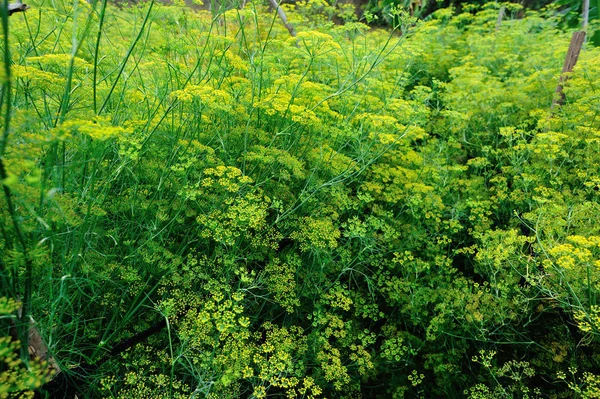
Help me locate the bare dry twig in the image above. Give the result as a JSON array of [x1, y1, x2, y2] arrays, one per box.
[[7, 1, 29, 15]]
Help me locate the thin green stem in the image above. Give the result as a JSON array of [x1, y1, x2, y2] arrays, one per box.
[[166, 315, 174, 399], [0, 2, 35, 361], [56, 0, 99, 124], [99, 0, 155, 115], [93, 0, 108, 114]]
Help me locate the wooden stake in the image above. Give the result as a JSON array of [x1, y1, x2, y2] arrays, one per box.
[[495, 6, 505, 32], [583, 0, 590, 29], [552, 31, 586, 108]]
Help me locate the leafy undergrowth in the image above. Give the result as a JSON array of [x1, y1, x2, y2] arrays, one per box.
[[1, 0, 600, 397]]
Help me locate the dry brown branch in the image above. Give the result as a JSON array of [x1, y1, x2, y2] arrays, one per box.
[[267, 0, 296, 37], [7, 1, 28, 15]]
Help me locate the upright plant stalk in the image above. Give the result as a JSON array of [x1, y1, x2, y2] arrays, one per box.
[[0, 0, 33, 359], [0, 0, 11, 156], [47, 0, 100, 195], [57, 0, 99, 124], [99, 0, 155, 115], [93, 0, 107, 114]]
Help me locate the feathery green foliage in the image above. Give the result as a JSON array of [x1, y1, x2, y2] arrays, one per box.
[[1, 1, 600, 397]]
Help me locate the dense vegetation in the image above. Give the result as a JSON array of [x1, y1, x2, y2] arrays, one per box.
[[2, 0, 600, 397]]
